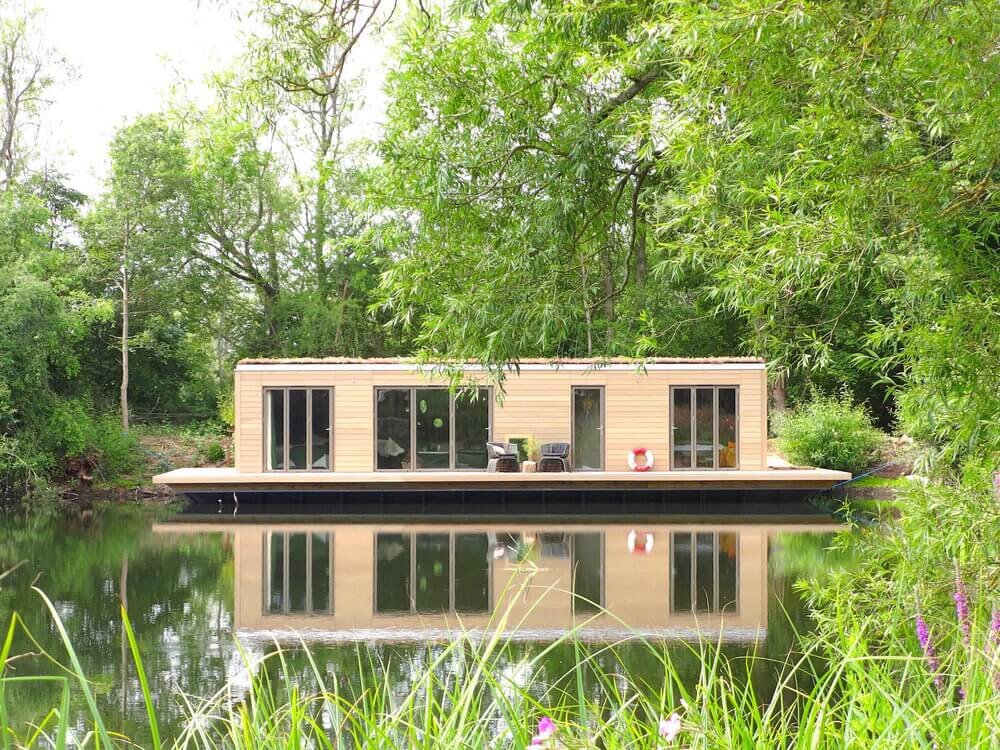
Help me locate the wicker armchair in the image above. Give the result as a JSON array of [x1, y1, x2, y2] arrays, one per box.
[[537, 442, 571, 472], [486, 442, 520, 472]]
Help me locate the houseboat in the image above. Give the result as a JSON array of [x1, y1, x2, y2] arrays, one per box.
[[153, 357, 850, 497]]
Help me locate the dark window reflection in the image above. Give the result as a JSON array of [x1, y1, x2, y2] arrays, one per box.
[[266, 532, 332, 614], [455, 533, 490, 612], [671, 531, 739, 614], [268, 531, 284, 613], [572, 532, 603, 612], [375, 533, 411, 612], [415, 533, 450, 612], [375, 532, 493, 614]]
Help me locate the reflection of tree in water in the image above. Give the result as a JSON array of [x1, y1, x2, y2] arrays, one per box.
[[0, 506, 234, 745]]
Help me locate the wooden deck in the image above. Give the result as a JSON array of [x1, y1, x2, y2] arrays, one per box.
[[153, 465, 851, 492]]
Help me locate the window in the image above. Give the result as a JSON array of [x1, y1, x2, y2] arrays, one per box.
[[670, 386, 738, 469], [265, 388, 333, 471], [265, 531, 333, 614], [670, 532, 738, 614], [374, 532, 492, 614], [375, 387, 491, 470]]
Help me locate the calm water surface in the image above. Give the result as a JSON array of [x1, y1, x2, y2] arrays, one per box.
[[0, 496, 849, 742]]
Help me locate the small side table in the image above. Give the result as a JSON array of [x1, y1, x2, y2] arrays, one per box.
[[521, 460, 537, 473]]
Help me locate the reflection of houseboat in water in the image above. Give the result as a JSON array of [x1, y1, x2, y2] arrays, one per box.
[[154, 519, 840, 643]]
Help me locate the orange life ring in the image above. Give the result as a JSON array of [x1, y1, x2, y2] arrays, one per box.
[[627, 529, 654, 554], [627, 447, 654, 471]]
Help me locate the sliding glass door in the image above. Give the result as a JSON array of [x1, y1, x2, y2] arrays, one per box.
[[670, 386, 739, 469], [376, 387, 491, 470], [265, 388, 333, 471]]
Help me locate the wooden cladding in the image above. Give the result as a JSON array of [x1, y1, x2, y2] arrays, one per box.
[[234, 365, 767, 474]]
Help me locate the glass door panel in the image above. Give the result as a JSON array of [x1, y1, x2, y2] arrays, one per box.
[[717, 388, 737, 468], [414, 533, 450, 612], [267, 390, 285, 470], [672, 388, 692, 468], [376, 390, 411, 469], [287, 390, 308, 470], [311, 390, 330, 469], [572, 387, 604, 470], [415, 389, 450, 469], [695, 388, 715, 468], [455, 390, 489, 469]]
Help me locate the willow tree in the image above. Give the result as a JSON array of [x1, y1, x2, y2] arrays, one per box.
[[372, 0, 731, 367], [375, 0, 998, 462]]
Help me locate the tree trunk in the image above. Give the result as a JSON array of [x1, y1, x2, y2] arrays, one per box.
[[120, 234, 130, 432], [635, 225, 647, 304], [600, 245, 615, 345]]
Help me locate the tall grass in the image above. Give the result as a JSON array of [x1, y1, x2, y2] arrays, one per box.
[[2, 583, 998, 749]]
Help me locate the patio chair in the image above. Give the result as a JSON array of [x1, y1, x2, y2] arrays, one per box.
[[486, 442, 520, 472], [537, 442, 571, 472]]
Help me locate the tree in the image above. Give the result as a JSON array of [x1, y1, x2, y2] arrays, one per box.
[[86, 116, 194, 430], [0, 2, 65, 185], [373, 1, 734, 370], [375, 0, 999, 466]]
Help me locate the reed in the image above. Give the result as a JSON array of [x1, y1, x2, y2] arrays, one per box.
[[1, 580, 998, 749]]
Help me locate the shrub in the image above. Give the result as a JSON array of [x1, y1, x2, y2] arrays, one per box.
[[199, 440, 226, 464], [776, 393, 884, 473], [45, 400, 140, 479]]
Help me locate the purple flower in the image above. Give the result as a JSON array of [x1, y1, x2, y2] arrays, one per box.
[[992, 608, 1000, 691], [528, 717, 556, 748], [953, 562, 972, 647], [916, 612, 944, 692]]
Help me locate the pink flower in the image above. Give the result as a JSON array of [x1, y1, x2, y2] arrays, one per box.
[[537, 717, 556, 738], [659, 713, 682, 741], [528, 716, 556, 747]]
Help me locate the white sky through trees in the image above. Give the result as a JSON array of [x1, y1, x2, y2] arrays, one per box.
[[34, 0, 388, 196]]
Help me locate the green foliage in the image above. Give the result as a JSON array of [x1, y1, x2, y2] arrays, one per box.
[[776, 394, 884, 473], [806, 476, 999, 654], [198, 441, 226, 464]]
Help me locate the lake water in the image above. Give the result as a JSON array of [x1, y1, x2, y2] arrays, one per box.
[[0, 496, 848, 743]]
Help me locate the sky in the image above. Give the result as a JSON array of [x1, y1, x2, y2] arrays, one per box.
[[33, 0, 389, 197]]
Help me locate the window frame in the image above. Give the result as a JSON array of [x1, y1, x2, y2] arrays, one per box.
[[262, 387, 334, 472], [669, 531, 740, 615], [570, 385, 605, 471], [262, 530, 335, 616], [372, 531, 494, 615], [668, 385, 740, 470], [373, 386, 493, 471]]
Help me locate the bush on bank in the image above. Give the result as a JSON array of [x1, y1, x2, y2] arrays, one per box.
[[776, 394, 885, 474]]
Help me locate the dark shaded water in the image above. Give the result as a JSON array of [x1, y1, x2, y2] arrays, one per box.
[[0, 497, 849, 742]]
